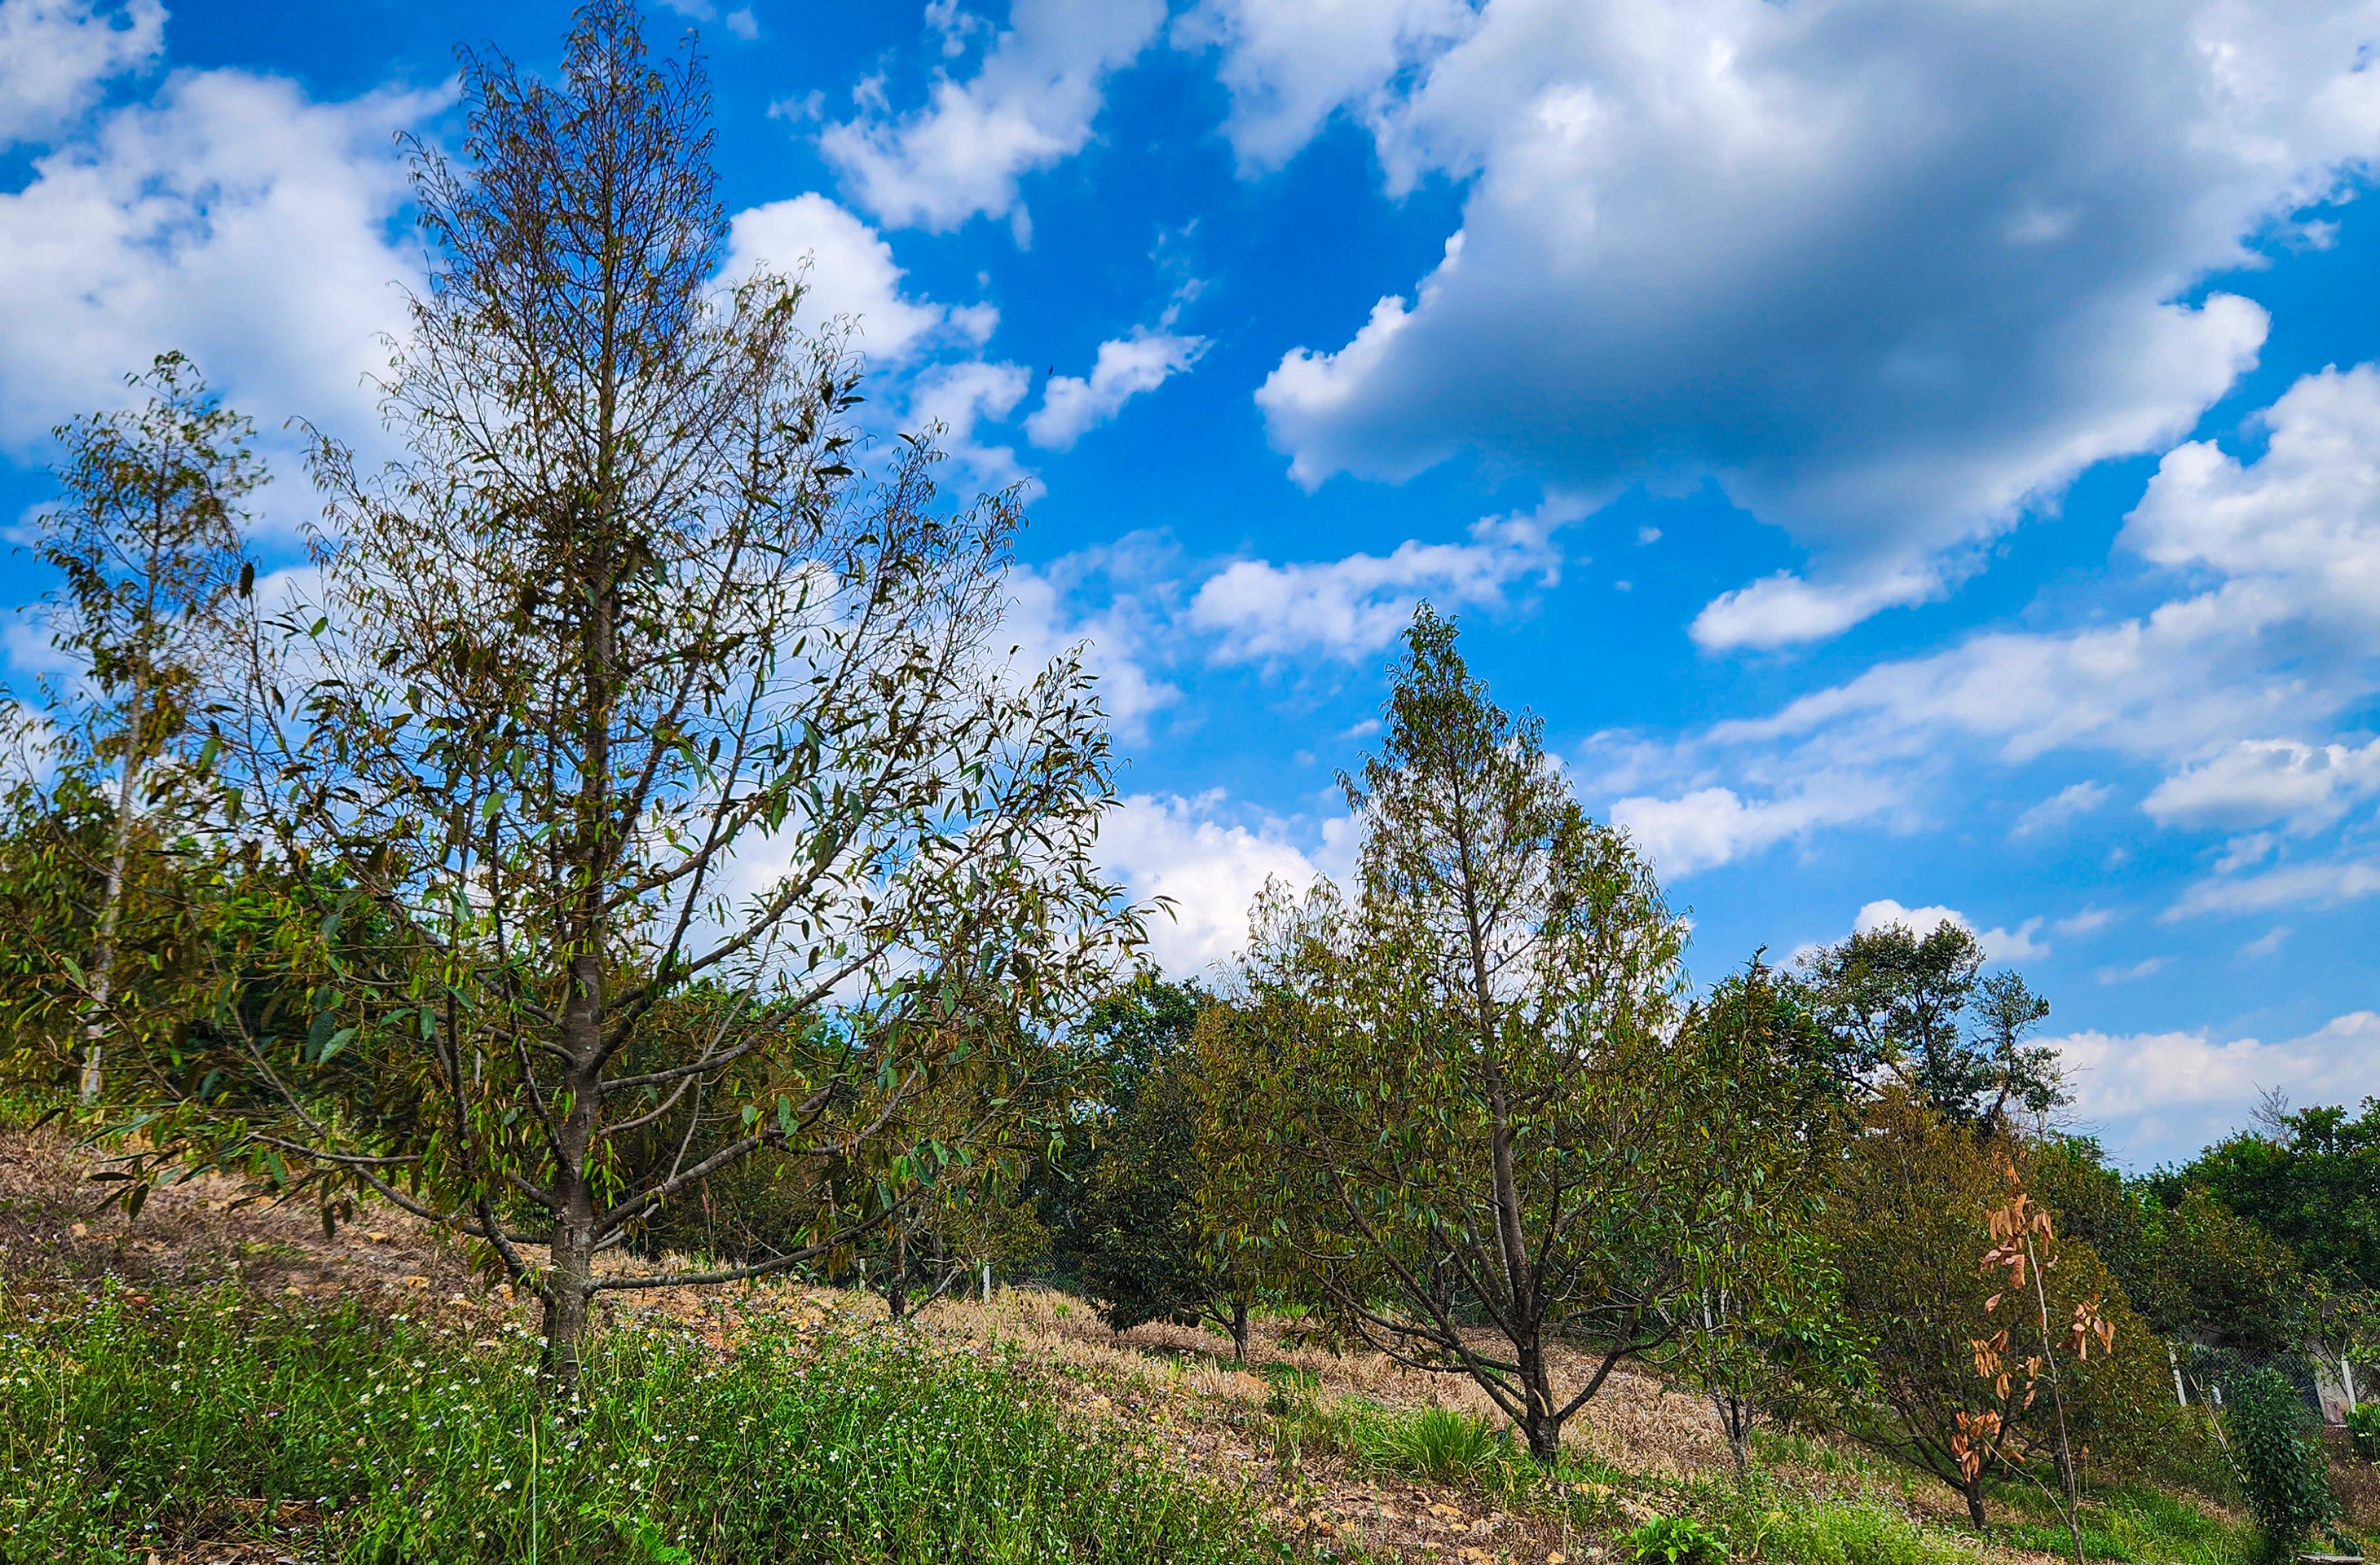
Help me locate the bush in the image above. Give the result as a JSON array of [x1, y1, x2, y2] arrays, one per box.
[[1625, 1514, 1731, 1565], [2349, 1402, 2380, 1465], [1355, 1404, 1515, 1485], [2225, 1366, 2343, 1563], [0, 1283, 1300, 1563]]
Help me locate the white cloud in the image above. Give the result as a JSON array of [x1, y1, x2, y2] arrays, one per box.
[[2242, 925, 2293, 958], [2055, 1012, 2380, 1164], [2015, 781, 2113, 838], [819, 0, 1167, 234], [2094, 956, 2170, 985], [1853, 897, 2047, 963], [1025, 330, 1205, 449], [1172, 0, 1475, 173], [2055, 906, 2116, 937], [2168, 857, 2380, 919], [1243, 0, 2380, 644], [0, 0, 161, 148], [1691, 558, 1988, 652], [652, 0, 757, 42], [1097, 791, 1337, 975], [1610, 781, 1890, 879], [1002, 547, 1181, 742], [0, 68, 435, 452], [1606, 364, 2380, 874], [1188, 501, 1567, 663], [725, 193, 996, 364], [2144, 737, 2380, 835], [906, 359, 1032, 487]]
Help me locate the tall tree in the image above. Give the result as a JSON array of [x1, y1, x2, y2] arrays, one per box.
[[1208, 606, 1805, 1462], [178, 2, 1132, 1388], [1800, 921, 2064, 1130], [29, 353, 258, 1104]]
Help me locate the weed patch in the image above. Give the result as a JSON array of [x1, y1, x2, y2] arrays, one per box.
[[0, 1281, 1306, 1563]]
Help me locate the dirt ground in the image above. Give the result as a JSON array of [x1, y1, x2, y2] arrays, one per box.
[[0, 1127, 2239, 1565]]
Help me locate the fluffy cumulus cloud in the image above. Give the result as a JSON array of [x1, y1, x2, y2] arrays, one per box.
[[905, 359, 1034, 486], [1096, 791, 1341, 974], [0, 0, 161, 147], [819, 0, 1167, 236], [0, 64, 435, 452], [1188, 501, 1567, 662], [2144, 738, 2380, 835], [1172, 0, 1475, 172], [1599, 361, 2380, 880], [2055, 1012, 2380, 1165], [1237, 0, 2380, 645], [1000, 546, 1182, 742], [1852, 898, 2047, 963], [1025, 330, 1205, 449], [1610, 781, 1891, 880], [651, 0, 757, 43], [725, 194, 996, 364]]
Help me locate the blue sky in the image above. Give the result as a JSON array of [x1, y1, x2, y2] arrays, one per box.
[[4, 0, 2379, 1166]]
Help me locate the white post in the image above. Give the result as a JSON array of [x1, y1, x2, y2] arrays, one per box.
[[2169, 1342, 2188, 1408], [981, 1262, 991, 1303], [2345, 1353, 2359, 1416]]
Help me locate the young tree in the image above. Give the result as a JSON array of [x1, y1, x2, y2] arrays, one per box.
[[1073, 985, 1254, 1358], [27, 353, 258, 1104], [1660, 958, 1862, 1482], [1834, 1097, 2169, 1528], [1206, 606, 1806, 1463], [1961, 1158, 2116, 1565], [172, 2, 1133, 1389]]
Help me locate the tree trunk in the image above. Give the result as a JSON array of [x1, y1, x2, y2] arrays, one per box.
[[1718, 1393, 1749, 1483], [1522, 1407, 1562, 1464], [544, 960, 606, 1395], [886, 1225, 910, 1321], [1231, 1296, 1250, 1364], [1964, 1475, 1989, 1532], [80, 715, 144, 1106], [542, 1185, 596, 1395]]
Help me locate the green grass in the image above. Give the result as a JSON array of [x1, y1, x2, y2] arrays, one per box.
[[1989, 1484, 2254, 1565], [1351, 1403, 1518, 1485], [1706, 1488, 1986, 1565], [0, 1281, 1307, 1564]]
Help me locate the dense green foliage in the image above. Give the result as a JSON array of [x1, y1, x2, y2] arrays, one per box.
[[0, 1285, 1294, 1564], [2223, 1366, 2343, 1562], [1831, 1096, 2206, 1528], [1625, 1514, 1733, 1565], [2168, 1102, 2380, 1295], [1067, 979, 1249, 1349], [1796, 920, 2063, 1131]]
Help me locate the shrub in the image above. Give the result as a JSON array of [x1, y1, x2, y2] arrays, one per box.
[[1625, 1514, 1731, 1565], [2225, 1366, 2342, 1563], [1356, 1404, 1514, 1484], [2349, 1402, 2380, 1465]]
